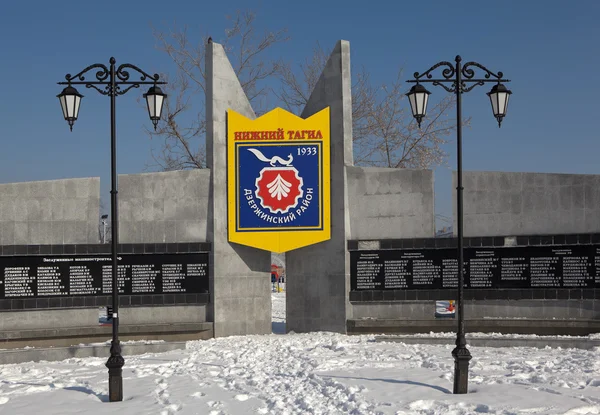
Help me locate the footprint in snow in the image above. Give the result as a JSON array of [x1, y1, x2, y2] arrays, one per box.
[[588, 379, 600, 387], [191, 391, 205, 398], [207, 401, 222, 408]]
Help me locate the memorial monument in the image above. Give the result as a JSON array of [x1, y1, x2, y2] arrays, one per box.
[[0, 41, 599, 356]]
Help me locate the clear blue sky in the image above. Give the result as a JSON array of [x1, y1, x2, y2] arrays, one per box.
[[1, 0, 598, 230]]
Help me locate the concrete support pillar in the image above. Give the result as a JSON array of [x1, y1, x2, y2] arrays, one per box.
[[286, 40, 354, 333], [206, 41, 271, 337]]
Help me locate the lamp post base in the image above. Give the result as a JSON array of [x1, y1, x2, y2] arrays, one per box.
[[106, 346, 125, 402], [451, 344, 472, 394]]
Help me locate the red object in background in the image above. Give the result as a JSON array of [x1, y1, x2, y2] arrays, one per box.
[[271, 264, 280, 282], [447, 301, 455, 312]]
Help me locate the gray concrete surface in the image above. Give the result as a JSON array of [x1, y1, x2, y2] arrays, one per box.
[[352, 300, 600, 321], [205, 41, 271, 337], [0, 177, 100, 244], [286, 40, 353, 334], [0, 341, 189, 365], [453, 171, 600, 237], [350, 298, 600, 336], [347, 167, 435, 239], [348, 317, 600, 336], [118, 169, 210, 243], [0, 322, 212, 341], [120, 305, 208, 324], [0, 305, 208, 332], [0, 308, 98, 331], [374, 335, 600, 350]]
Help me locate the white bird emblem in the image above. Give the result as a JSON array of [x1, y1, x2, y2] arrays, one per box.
[[247, 148, 294, 166]]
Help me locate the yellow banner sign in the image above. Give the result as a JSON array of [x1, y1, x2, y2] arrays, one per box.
[[227, 107, 331, 253]]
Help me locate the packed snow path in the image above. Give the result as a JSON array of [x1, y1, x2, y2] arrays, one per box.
[[0, 293, 598, 414]]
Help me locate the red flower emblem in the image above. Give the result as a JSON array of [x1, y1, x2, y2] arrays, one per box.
[[255, 167, 304, 214]]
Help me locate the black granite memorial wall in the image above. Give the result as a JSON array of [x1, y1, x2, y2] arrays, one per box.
[[0, 243, 210, 311], [348, 233, 600, 302]]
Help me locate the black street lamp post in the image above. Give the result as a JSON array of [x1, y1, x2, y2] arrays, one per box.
[[56, 57, 166, 402], [406, 56, 511, 394]]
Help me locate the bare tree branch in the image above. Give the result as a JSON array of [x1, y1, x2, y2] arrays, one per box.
[[149, 13, 463, 172], [146, 10, 289, 170], [275, 42, 466, 170]]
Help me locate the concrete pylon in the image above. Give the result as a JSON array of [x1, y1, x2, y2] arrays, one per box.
[[286, 40, 353, 333], [206, 41, 271, 337]]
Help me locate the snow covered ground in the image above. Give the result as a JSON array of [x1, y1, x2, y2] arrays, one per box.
[[271, 290, 286, 334], [0, 292, 599, 414]]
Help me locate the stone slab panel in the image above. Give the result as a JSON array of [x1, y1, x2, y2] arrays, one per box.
[[206, 41, 271, 337], [0, 177, 99, 244], [118, 169, 210, 244], [351, 300, 600, 322], [348, 166, 435, 240], [120, 305, 207, 325], [286, 41, 353, 334], [0, 306, 208, 332], [453, 171, 600, 237], [0, 308, 99, 331]]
